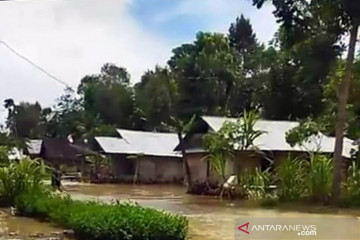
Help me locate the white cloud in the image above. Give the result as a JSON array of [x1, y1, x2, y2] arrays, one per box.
[[0, 0, 277, 123], [0, 0, 171, 121], [153, 0, 277, 44]]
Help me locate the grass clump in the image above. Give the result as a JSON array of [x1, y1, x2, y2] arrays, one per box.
[[342, 162, 360, 207], [276, 156, 306, 201], [239, 168, 271, 200], [0, 158, 47, 205], [305, 154, 333, 202]]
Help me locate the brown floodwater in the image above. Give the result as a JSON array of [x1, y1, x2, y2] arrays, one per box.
[[63, 182, 360, 240], [0, 209, 67, 239]]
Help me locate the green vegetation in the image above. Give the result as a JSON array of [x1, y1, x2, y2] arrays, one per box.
[[1, 0, 360, 204], [237, 153, 360, 207], [0, 146, 10, 167], [204, 110, 264, 183], [343, 162, 360, 206], [276, 156, 305, 201], [305, 154, 333, 202], [0, 158, 188, 240], [239, 168, 271, 200], [0, 158, 47, 205], [252, 0, 360, 204], [16, 192, 188, 240]]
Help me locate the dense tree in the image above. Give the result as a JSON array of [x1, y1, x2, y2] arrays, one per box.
[[45, 87, 86, 139], [252, 0, 360, 202], [78, 63, 136, 129], [169, 32, 242, 118], [134, 66, 172, 130], [229, 14, 264, 76], [2, 2, 360, 199], [257, 16, 341, 119], [100, 63, 130, 85], [4, 99, 50, 139]]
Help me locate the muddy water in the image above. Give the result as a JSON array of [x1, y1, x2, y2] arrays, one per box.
[[64, 183, 360, 240], [0, 209, 67, 240]]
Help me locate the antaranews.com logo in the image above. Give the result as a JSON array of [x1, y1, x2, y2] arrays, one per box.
[[238, 222, 317, 236], [234, 217, 360, 240]]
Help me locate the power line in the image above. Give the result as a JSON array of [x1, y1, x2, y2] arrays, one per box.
[[0, 39, 72, 89]]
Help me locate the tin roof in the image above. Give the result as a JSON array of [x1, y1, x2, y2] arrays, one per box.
[[95, 129, 181, 157], [201, 116, 355, 158], [95, 137, 137, 155]]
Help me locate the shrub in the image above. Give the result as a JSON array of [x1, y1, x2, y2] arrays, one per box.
[[239, 168, 271, 200], [305, 154, 333, 202], [16, 192, 188, 240], [0, 146, 10, 167], [0, 158, 48, 205], [276, 156, 306, 201], [343, 162, 360, 206], [204, 110, 265, 184]]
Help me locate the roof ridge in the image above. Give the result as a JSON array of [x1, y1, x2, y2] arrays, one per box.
[[116, 128, 177, 135], [202, 115, 298, 123]]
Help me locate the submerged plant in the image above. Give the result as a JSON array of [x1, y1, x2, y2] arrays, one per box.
[[343, 162, 360, 206], [205, 152, 227, 183], [305, 154, 333, 202], [276, 155, 306, 201], [239, 168, 271, 200]]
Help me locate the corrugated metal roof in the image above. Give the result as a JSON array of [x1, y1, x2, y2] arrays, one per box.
[[117, 129, 181, 157], [96, 129, 181, 157], [201, 116, 355, 158], [26, 139, 42, 155], [95, 137, 138, 155]]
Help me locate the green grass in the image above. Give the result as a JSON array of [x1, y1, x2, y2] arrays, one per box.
[[276, 156, 306, 201], [0, 158, 48, 205]]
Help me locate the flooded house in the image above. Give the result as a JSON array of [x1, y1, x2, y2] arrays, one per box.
[[94, 129, 183, 183], [176, 116, 355, 183], [25, 138, 96, 174]]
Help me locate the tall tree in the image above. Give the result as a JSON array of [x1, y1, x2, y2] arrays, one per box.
[[333, 0, 359, 201], [46, 87, 85, 138], [135, 66, 172, 131], [4, 100, 49, 138], [78, 63, 136, 129], [229, 14, 263, 75], [252, 0, 360, 202], [100, 63, 130, 85], [253, 0, 346, 120], [168, 32, 241, 117], [228, 15, 270, 114]]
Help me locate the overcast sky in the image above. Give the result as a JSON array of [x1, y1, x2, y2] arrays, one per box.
[[0, 0, 277, 121]]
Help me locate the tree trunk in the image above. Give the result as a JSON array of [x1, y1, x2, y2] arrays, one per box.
[[133, 158, 140, 184], [332, 19, 359, 203], [177, 131, 193, 187]]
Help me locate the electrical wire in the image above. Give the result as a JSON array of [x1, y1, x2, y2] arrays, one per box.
[[0, 39, 72, 89]]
